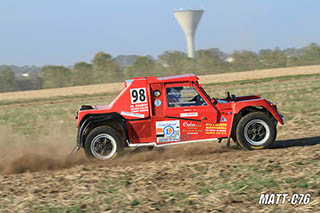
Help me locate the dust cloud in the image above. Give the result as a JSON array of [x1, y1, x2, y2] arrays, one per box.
[[0, 126, 88, 175], [0, 125, 239, 175], [110, 141, 238, 167]]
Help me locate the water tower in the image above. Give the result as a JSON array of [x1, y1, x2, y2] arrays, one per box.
[[174, 10, 204, 58]]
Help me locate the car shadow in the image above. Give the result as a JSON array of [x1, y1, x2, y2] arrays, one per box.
[[270, 136, 320, 149]]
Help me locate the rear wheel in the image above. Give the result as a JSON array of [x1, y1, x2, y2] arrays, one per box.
[[85, 126, 123, 160], [236, 112, 276, 150]]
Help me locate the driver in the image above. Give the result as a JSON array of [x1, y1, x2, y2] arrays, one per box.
[[167, 87, 182, 107]]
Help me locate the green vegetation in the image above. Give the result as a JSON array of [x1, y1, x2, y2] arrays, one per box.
[[40, 66, 71, 89], [2, 42, 320, 92], [0, 91, 117, 107], [0, 66, 16, 92]]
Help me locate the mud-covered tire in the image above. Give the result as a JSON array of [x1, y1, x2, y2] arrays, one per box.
[[236, 112, 276, 150], [84, 126, 123, 160]]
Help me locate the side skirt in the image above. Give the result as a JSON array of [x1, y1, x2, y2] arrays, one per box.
[[127, 138, 219, 148]]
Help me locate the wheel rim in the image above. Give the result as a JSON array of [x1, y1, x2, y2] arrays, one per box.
[[244, 119, 270, 146], [91, 134, 117, 160]]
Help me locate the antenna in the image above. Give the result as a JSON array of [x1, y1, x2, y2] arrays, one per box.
[[174, 10, 204, 58]]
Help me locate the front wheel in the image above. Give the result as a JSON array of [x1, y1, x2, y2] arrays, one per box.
[[236, 112, 276, 150], [85, 126, 123, 160]]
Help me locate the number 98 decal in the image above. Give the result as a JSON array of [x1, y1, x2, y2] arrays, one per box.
[[130, 88, 147, 104]]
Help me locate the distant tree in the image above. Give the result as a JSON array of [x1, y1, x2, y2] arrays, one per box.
[[209, 48, 229, 60], [106, 61, 124, 82], [158, 51, 195, 75], [181, 57, 196, 75], [0, 65, 41, 75], [258, 48, 287, 68], [40, 65, 71, 89], [15, 78, 32, 91], [92, 52, 123, 83], [151, 62, 167, 77], [0, 66, 16, 92], [15, 73, 42, 91], [283, 47, 303, 57], [29, 72, 42, 89], [196, 49, 226, 74], [4, 43, 320, 92], [125, 56, 155, 78], [286, 56, 302, 67], [114, 55, 139, 67], [92, 52, 112, 66], [71, 62, 93, 86], [231, 50, 260, 71], [300, 43, 320, 65]]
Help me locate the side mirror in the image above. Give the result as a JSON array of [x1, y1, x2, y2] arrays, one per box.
[[211, 98, 218, 105], [226, 91, 231, 99]]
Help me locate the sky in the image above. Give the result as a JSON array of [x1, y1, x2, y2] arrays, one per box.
[[1, 0, 320, 66]]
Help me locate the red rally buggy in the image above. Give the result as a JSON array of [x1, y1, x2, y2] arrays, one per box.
[[75, 74, 284, 160]]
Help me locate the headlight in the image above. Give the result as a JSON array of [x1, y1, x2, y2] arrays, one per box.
[[278, 112, 285, 123], [268, 101, 276, 106]]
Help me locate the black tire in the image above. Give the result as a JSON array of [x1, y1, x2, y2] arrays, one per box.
[[231, 117, 241, 147], [236, 112, 276, 150], [84, 126, 124, 160]]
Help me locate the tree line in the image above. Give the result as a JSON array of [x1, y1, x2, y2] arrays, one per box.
[[1, 42, 320, 93]]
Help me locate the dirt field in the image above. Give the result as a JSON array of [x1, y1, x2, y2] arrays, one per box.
[[0, 140, 319, 212], [0, 69, 319, 212]]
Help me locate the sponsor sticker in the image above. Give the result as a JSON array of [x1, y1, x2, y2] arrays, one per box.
[[129, 102, 149, 113], [153, 90, 161, 97], [130, 88, 147, 104], [182, 121, 202, 135], [120, 111, 145, 118], [156, 120, 180, 143], [154, 99, 162, 107], [180, 112, 198, 117], [205, 123, 227, 135], [220, 115, 227, 122]]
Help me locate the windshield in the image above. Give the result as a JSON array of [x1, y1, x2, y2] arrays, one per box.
[[193, 82, 212, 101], [109, 86, 128, 108]]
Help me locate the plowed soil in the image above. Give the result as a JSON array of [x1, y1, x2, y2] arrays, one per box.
[[0, 137, 319, 212]]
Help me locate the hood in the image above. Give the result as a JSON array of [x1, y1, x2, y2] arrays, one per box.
[[92, 104, 110, 110], [233, 95, 261, 101], [218, 95, 261, 104], [76, 104, 112, 122], [79, 104, 110, 111]]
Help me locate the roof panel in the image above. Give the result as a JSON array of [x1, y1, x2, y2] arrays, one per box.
[[156, 74, 198, 82], [129, 74, 199, 84]]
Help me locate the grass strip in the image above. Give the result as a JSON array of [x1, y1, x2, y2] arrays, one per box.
[[1, 73, 319, 107]]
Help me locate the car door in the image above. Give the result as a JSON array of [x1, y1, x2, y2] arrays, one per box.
[[154, 82, 218, 143]]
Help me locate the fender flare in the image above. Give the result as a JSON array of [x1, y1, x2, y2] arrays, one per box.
[[77, 112, 128, 148], [229, 103, 284, 138], [233, 100, 284, 124]]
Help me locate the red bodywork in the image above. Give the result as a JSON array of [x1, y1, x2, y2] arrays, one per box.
[[76, 74, 284, 147]]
